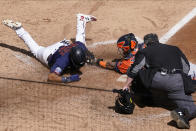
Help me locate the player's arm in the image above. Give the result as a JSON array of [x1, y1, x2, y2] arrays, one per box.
[[48, 61, 80, 83], [176, 47, 190, 74], [48, 73, 63, 82], [48, 72, 80, 83], [97, 59, 116, 69], [123, 77, 133, 90]]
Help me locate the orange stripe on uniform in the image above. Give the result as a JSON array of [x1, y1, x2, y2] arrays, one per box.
[[117, 59, 133, 73]]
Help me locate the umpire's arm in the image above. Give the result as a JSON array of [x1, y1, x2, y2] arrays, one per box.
[[176, 47, 190, 74], [123, 51, 146, 90]]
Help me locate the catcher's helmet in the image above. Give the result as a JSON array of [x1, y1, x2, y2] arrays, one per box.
[[117, 33, 138, 53], [113, 89, 135, 114], [143, 33, 159, 46], [70, 45, 86, 69]]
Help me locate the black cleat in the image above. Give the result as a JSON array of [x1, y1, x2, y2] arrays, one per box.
[[171, 109, 190, 129]]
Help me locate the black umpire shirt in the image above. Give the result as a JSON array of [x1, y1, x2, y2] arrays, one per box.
[[127, 43, 190, 88]]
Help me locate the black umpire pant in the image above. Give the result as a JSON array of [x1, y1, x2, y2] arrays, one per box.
[[151, 72, 196, 120]]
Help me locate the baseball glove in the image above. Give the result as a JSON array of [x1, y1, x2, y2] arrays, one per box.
[[113, 89, 135, 114]]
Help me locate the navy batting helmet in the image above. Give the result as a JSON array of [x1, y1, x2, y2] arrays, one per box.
[[70, 45, 86, 69]]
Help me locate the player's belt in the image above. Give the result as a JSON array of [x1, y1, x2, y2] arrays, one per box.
[[159, 68, 182, 75]]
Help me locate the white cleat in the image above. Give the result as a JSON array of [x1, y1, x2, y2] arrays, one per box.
[[77, 13, 97, 23], [2, 19, 22, 30]]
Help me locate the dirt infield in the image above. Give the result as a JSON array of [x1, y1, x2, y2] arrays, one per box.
[[0, 0, 196, 131]]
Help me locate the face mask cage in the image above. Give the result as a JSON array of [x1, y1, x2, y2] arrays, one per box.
[[118, 48, 129, 57]]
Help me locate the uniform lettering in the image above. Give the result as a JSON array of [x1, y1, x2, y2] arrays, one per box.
[[59, 43, 77, 56]]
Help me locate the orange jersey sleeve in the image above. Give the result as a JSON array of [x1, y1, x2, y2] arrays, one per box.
[[115, 45, 146, 74], [115, 57, 134, 74]]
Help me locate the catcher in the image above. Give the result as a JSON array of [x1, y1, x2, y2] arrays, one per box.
[[94, 33, 146, 74], [2, 13, 96, 83]]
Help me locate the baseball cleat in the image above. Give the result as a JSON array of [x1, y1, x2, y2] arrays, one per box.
[[170, 109, 190, 129], [2, 19, 22, 30], [77, 13, 97, 23]]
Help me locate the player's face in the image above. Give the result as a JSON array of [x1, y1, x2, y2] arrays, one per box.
[[118, 48, 128, 57]]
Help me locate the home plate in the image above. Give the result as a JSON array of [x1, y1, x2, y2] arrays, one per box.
[[117, 74, 127, 82]]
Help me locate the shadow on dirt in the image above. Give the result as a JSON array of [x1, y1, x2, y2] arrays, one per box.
[[0, 42, 49, 68], [0, 76, 112, 92], [0, 42, 35, 58]]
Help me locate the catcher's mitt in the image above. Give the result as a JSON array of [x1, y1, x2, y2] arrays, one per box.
[[85, 50, 96, 65], [113, 89, 135, 114]]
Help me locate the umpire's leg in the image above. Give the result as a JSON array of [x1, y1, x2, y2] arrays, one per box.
[[151, 72, 196, 120]]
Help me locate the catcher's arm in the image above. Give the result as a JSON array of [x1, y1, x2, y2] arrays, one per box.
[[96, 59, 116, 69], [85, 49, 116, 69]]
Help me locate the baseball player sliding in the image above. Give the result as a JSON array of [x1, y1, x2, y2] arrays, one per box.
[[2, 13, 96, 83]]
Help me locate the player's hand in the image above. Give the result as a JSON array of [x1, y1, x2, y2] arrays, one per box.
[[68, 74, 80, 82], [62, 74, 81, 83], [123, 85, 130, 91]]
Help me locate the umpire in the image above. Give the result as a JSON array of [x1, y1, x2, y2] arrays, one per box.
[[123, 33, 196, 129]]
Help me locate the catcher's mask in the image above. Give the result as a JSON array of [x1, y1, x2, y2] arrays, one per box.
[[117, 33, 138, 56], [113, 89, 135, 114], [70, 45, 86, 69]]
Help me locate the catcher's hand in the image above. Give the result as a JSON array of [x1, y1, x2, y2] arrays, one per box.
[[86, 50, 96, 65]]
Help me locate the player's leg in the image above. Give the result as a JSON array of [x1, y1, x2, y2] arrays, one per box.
[[3, 19, 65, 65], [15, 27, 44, 56], [75, 14, 97, 45], [2, 19, 48, 63], [16, 28, 70, 65], [151, 72, 196, 128]]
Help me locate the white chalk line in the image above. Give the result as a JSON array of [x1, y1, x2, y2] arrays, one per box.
[[88, 6, 196, 49], [13, 53, 34, 66], [89, 7, 196, 52], [160, 8, 196, 43], [87, 36, 143, 48], [119, 111, 170, 124]]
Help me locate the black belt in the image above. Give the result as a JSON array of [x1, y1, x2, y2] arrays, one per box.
[[159, 68, 182, 75]]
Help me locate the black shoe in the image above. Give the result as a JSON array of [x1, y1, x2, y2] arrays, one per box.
[[170, 109, 190, 129]]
